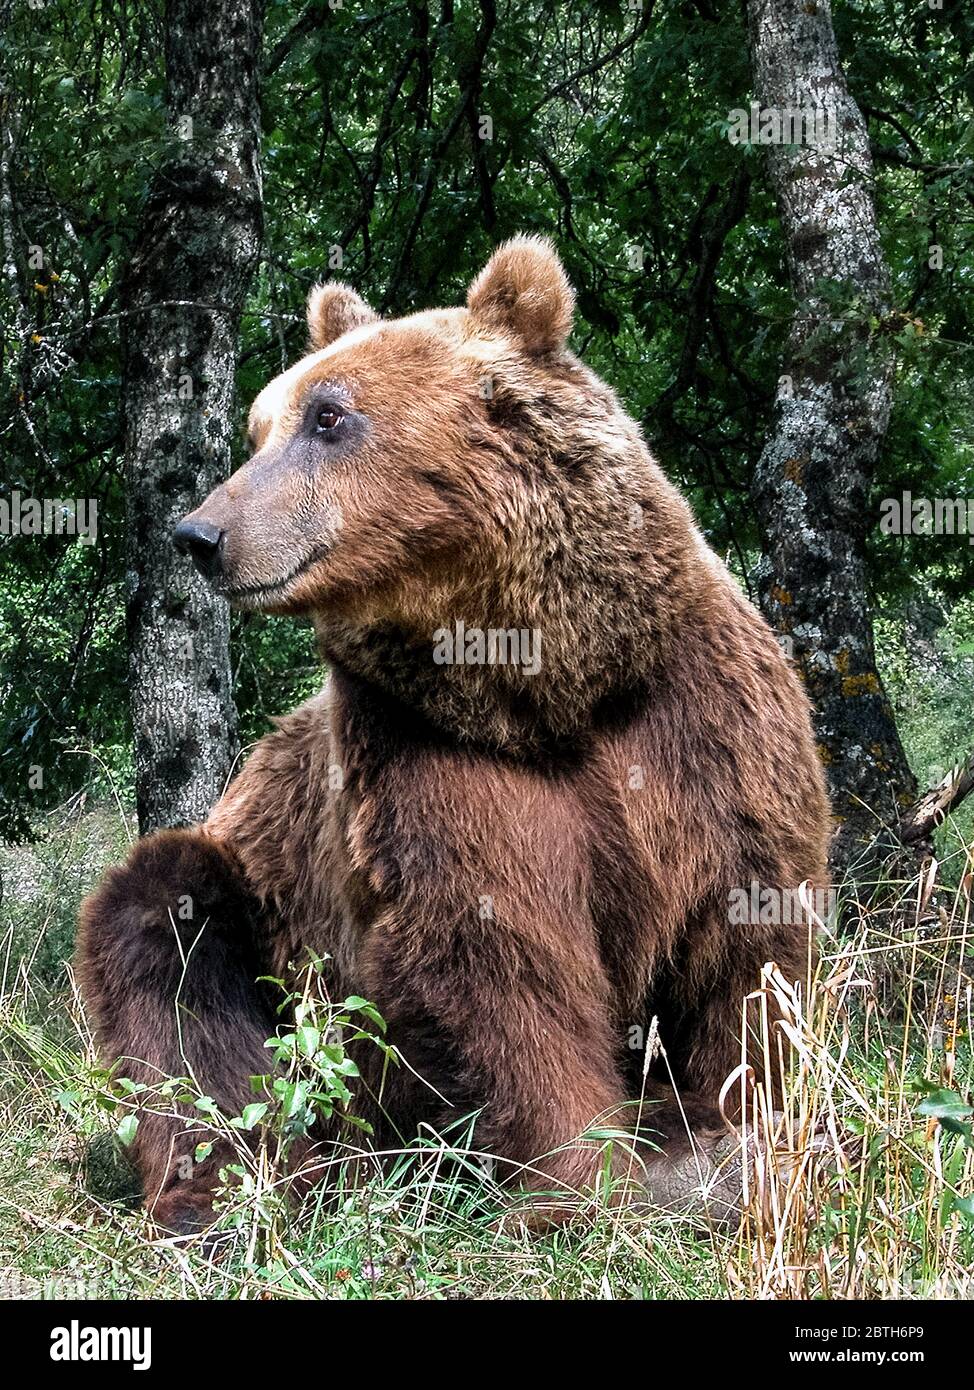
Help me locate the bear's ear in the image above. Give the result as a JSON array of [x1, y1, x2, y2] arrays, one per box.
[[306, 282, 378, 351], [466, 236, 574, 354]]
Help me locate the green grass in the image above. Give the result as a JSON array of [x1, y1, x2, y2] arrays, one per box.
[[876, 593, 974, 862], [1, 802, 972, 1301]]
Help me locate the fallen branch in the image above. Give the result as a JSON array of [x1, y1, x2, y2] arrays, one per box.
[[899, 751, 974, 846]]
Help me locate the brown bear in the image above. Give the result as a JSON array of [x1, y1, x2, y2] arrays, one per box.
[[76, 237, 830, 1233]]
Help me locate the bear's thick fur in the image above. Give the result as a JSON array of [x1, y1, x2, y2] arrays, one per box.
[[77, 238, 830, 1232]]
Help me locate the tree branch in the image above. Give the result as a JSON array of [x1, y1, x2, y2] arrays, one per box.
[[900, 754, 974, 847]]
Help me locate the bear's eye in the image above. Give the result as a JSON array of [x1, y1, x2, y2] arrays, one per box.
[[315, 407, 344, 433]]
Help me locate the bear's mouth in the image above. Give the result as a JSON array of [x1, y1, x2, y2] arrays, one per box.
[[222, 543, 333, 606]]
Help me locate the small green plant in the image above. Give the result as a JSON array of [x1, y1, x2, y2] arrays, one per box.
[[103, 954, 401, 1244], [254, 952, 395, 1143], [916, 1085, 974, 1226]]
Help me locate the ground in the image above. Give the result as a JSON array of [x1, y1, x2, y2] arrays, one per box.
[[1, 616, 973, 1301]]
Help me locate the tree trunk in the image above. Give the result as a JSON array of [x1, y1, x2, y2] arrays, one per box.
[[746, 0, 916, 879], [122, 0, 264, 833]]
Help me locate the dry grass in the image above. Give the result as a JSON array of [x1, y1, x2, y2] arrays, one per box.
[[727, 834, 974, 1299], [0, 804, 972, 1300]]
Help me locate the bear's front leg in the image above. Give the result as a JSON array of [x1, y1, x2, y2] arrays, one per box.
[[76, 829, 278, 1233], [361, 905, 634, 1221], [352, 762, 636, 1224]]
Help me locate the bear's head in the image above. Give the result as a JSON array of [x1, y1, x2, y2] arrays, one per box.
[[174, 237, 588, 612], [175, 238, 700, 751]]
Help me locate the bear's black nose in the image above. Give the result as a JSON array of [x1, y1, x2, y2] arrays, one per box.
[[173, 518, 224, 578]]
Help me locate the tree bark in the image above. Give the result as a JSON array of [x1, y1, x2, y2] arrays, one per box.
[[746, 0, 916, 878], [122, 0, 264, 833]]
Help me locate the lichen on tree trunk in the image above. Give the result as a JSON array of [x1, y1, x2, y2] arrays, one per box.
[[122, 0, 264, 833], [746, 0, 916, 878]]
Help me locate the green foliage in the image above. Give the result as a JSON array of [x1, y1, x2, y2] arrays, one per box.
[[917, 1086, 973, 1140], [876, 594, 974, 856], [252, 961, 395, 1143], [2, 1, 973, 837]]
